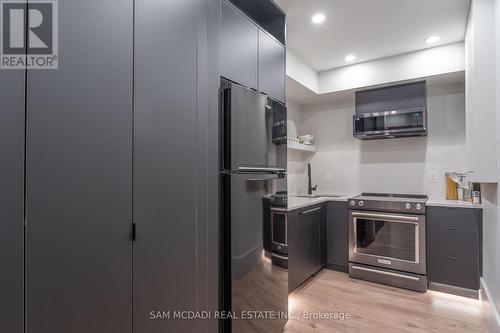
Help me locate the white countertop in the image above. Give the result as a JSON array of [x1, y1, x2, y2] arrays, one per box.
[[288, 195, 350, 211], [287, 195, 483, 211], [426, 198, 483, 209]]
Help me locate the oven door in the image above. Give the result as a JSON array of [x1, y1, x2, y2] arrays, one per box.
[[349, 211, 426, 274], [270, 208, 288, 255]]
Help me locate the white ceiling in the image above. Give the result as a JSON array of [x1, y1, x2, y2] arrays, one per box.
[[287, 71, 465, 106], [275, 0, 471, 72]]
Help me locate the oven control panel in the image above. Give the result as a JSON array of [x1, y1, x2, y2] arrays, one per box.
[[348, 198, 426, 215]]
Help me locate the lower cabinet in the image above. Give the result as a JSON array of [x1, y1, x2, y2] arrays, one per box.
[[289, 204, 326, 293], [326, 202, 349, 271], [427, 206, 482, 290]]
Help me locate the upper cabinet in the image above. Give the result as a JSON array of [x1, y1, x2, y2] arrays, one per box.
[[220, 0, 286, 103], [229, 0, 285, 44], [258, 30, 286, 102], [465, 0, 498, 182], [220, 1, 259, 90]]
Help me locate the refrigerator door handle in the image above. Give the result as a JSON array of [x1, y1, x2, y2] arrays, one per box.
[[237, 166, 286, 174]]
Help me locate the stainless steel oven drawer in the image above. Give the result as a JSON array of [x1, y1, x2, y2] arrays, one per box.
[[349, 263, 427, 292]]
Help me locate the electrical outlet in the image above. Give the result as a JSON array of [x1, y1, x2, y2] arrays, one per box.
[[326, 171, 333, 182], [429, 172, 439, 184]]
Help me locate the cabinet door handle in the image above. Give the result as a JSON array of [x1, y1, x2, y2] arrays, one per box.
[[301, 207, 321, 215]]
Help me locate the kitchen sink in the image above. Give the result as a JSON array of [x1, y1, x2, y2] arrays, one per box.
[[295, 194, 344, 198]]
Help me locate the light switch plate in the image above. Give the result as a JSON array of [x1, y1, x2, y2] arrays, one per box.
[[429, 172, 439, 183], [326, 171, 333, 182]]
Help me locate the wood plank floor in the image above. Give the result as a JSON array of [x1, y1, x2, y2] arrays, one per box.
[[284, 269, 489, 333]]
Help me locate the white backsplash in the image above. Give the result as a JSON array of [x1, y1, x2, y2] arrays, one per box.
[[287, 83, 468, 200]]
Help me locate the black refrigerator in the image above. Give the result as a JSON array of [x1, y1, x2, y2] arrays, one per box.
[[220, 78, 288, 333]]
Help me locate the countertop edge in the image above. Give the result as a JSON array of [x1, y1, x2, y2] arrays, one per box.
[[426, 199, 483, 209], [287, 196, 483, 211], [287, 196, 348, 211]]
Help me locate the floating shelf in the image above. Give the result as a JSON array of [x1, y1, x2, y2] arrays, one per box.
[[288, 141, 317, 153]]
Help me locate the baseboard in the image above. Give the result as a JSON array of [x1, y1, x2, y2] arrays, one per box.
[[480, 278, 500, 333], [325, 263, 348, 273], [428, 282, 479, 299]]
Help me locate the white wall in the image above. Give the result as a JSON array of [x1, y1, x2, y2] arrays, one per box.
[[318, 43, 465, 94], [465, 0, 498, 182], [481, 0, 500, 330], [286, 99, 311, 195], [288, 83, 467, 199], [286, 49, 319, 93]]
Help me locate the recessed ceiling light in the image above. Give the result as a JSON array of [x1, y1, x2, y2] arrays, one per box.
[[311, 13, 325, 24], [345, 54, 356, 62], [425, 36, 440, 44]]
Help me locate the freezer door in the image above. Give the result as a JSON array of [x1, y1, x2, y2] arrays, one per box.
[[222, 80, 286, 171], [226, 174, 288, 333]]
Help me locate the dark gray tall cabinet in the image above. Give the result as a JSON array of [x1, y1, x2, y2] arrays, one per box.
[[133, 0, 210, 332], [26, 1, 134, 332], [3, 0, 220, 332], [0, 58, 25, 333]]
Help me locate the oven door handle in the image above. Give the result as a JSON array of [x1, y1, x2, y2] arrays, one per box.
[[351, 265, 420, 281], [351, 211, 419, 222]]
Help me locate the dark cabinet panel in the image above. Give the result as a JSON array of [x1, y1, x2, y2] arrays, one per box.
[[289, 204, 326, 293], [304, 206, 324, 275], [326, 202, 349, 270], [427, 226, 479, 261], [319, 204, 327, 268], [296, 209, 314, 283], [220, 0, 258, 89], [427, 206, 482, 230], [26, 1, 134, 332], [0, 60, 24, 333], [428, 255, 479, 290], [288, 211, 299, 293], [258, 30, 285, 103], [427, 207, 482, 290], [134, 0, 203, 331], [229, 0, 286, 44]]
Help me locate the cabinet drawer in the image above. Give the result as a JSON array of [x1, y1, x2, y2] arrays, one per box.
[[427, 226, 479, 261], [427, 206, 481, 230], [428, 255, 479, 290]]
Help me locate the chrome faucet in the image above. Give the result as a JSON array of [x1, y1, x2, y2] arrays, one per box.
[[307, 163, 318, 195]]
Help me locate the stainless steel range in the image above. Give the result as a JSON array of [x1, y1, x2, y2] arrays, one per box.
[[348, 193, 428, 292]]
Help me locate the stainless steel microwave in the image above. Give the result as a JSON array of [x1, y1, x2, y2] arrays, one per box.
[[353, 107, 427, 140]]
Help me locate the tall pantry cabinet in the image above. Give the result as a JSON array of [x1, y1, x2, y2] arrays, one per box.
[[26, 0, 134, 332], [1, 0, 220, 332], [133, 0, 213, 331], [0, 47, 25, 333]]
